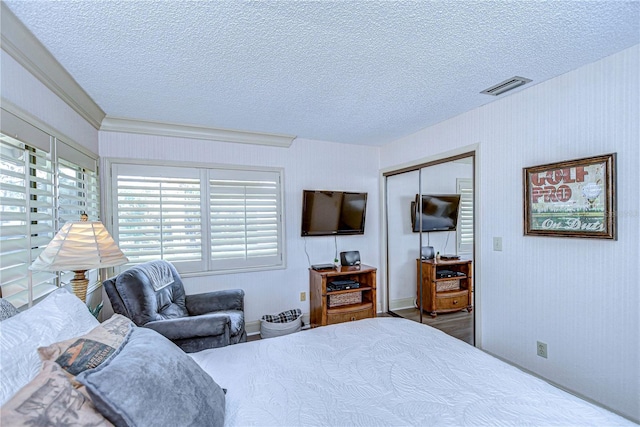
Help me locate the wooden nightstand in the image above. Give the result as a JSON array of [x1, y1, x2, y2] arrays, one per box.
[[309, 265, 377, 327], [416, 259, 472, 318]]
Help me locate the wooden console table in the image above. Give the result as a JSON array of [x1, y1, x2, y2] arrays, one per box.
[[416, 259, 472, 318], [310, 264, 377, 327]]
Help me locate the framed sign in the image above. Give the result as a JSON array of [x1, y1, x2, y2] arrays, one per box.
[[523, 153, 616, 239]]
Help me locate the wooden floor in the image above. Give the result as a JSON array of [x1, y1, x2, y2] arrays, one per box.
[[389, 308, 474, 345]]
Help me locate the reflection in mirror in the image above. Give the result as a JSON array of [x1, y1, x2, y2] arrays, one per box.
[[385, 154, 475, 345]]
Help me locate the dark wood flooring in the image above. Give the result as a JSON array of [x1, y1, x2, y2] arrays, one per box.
[[388, 308, 474, 345]]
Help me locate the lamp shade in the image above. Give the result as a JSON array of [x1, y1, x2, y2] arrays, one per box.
[[30, 221, 129, 272]]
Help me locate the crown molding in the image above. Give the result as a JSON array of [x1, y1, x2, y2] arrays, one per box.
[[100, 116, 296, 147], [0, 3, 105, 130]]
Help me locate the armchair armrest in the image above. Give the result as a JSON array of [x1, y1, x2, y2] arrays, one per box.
[[186, 289, 244, 316], [144, 313, 231, 341]]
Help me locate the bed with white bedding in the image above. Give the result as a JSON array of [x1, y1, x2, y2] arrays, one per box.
[[191, 317, 632, 426], [0, 291, 633, 426]]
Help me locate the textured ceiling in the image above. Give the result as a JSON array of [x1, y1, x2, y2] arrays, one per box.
[[3, 1, 639, 146]]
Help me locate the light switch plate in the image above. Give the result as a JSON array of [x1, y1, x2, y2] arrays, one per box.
[[493, 237, 503, 251]]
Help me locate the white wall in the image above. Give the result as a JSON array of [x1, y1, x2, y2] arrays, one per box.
[[0, 51, 99, 153], [380, 45, 640, 421], [99, 132, 380, 325]]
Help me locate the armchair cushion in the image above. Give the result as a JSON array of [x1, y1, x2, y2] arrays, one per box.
[[144, 314, 230, 341], [107, 261, 188, 326], [219, 310, 245, 338], [186, 289, 244, 315]]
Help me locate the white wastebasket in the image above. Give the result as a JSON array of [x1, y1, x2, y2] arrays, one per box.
[[260, 309, 302, 339]]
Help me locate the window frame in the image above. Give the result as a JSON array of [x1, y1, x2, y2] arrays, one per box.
[[456, 178, 474, 254], [104, 158, 286, 277], [0, 107, 100, 308], [56, 146, 101, 295], [0, 133, 57, 308]]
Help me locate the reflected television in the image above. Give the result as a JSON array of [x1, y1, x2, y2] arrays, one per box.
[[411, 194, 461, 232]]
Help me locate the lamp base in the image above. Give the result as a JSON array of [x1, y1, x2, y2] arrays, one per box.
[[70, 270, 89, 302]]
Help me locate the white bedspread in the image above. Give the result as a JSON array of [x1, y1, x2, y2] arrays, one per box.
[[191, 317, 633, 426]]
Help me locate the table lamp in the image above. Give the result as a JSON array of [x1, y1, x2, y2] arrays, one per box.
[[29, 216, 129, 301]]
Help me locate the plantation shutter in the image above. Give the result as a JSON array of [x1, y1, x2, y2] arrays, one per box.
[[57, 143, 100, 222], [110, 161, 284, 275], [112, 164, 204, 273], [0, 132, 56, 308], [57, 144, 101, 291], [209, 169, 282, 271], [457, 178, 473, 254]]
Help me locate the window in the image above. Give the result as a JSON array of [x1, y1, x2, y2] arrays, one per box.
[[209, 169, 282, 271], [57, 146, 101, 292], [110, 162, 284, 274], [0, 109, 100, 309], [0, 133, 56, 308], [457, 178, 473, 254], [57, 147, 100, 223]]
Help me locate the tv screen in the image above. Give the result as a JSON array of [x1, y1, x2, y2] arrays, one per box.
[[301, 190, 367, 236], [411, 194, 461, 232]]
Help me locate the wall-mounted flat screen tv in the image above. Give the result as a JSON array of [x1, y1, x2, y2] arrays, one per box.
[[411, 194, 461, 232], [301, 190, 368, 236]]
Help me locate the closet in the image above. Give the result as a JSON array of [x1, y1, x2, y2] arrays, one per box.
[[384, 153, 475, 344]]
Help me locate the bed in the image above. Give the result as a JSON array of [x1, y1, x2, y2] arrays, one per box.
[[0, 289, 634, 426], [191, 317, 633, 426]]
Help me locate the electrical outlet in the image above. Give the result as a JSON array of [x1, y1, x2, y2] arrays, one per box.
[[300, 292, 306, 302], [537, 341, 548, 358], [493, 237, 503, 251]]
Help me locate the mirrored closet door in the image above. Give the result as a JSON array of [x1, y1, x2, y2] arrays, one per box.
[[384, 153, 475, 345]]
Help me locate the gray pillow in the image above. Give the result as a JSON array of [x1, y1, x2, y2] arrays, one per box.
[[77, 327, 225, 427], [0, 298, 19, 321]]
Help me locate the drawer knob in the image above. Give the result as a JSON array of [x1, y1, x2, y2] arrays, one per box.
[[453, 300, 458, 305]]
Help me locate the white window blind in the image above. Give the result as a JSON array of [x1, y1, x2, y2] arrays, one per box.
[[0, 133, 57, 308], [457, 178, 474, 254], [110, 162, 284, 275], [113, 164, 203, 272], [209, 170, 282, 271], [0, 110, 101, 309], [57, 151, 101, 291], [58, 157, 99, 223]]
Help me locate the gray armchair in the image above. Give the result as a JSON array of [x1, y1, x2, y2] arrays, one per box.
[[103, 260, 246, 353]]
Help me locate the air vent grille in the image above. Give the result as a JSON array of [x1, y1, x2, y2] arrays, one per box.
[[481, 76, 532, 96]]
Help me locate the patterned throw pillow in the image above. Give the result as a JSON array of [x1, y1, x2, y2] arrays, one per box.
[[0, 298, 19, 321], [0, 361, 112, 426], [38, 314, 133, 380]]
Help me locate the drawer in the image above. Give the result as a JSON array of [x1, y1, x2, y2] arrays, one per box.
[[327, 307, 372, 325], [436, 292, 469, 310]]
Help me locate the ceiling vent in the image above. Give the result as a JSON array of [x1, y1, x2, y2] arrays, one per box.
[[481, 76, 532, 96]]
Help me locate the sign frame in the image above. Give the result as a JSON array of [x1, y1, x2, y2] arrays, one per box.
[[523, 153, 616, 239]]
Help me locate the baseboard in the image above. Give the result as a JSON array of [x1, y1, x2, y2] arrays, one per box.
[[389, 297, 416, 311]]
